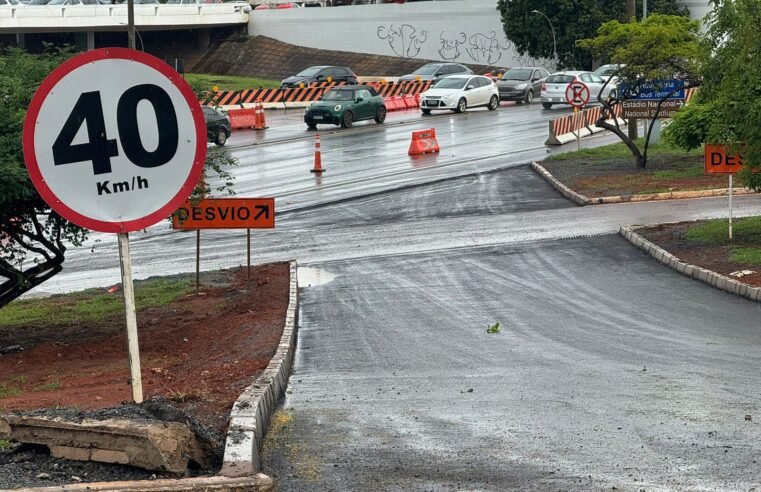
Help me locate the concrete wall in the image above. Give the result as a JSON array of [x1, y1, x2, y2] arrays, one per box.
[[249, 0, 553, 70]]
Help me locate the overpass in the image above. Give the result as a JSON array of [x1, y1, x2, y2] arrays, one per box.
[[1, 3, 250, 50]]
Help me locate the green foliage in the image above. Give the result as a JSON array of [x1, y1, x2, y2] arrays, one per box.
[[486, 322, 501, 334], [684, 216, 761, 245], [0, 440, 11, 451], [185, 73, 280, 91], [665, 0, 761, 191], [730, 248, 761, 265], [33, 380, 61, 392], [0, 384, 22, 399], [547, 138, 701, 161], [497, 0, 689, 69], [578, 14, 705, 84], [0, 278, 192, 329]]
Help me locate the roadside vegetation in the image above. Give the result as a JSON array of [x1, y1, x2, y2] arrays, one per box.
[[0, 278, 192, 330], [185, 73, 280, 91], [683, 217, 761, 265]]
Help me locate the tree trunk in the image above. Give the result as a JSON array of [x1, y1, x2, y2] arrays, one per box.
[[0, 257, 64, 309], [627, 0, 636, 21]]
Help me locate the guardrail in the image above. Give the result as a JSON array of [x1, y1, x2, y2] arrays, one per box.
[[0, 3, 249, 32]]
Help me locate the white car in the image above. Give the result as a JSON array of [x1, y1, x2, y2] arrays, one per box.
[[540, 71, 617, 110], [419, 74, 500, 114]]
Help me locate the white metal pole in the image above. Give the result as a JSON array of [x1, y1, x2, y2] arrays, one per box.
[[643, 0, 647, 20], [117, 232, 143, 403], [575, 108, 581, 151], [729, 174, 733, 241]]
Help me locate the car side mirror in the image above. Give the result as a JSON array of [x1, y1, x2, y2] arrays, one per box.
[[466, 85, 475, 91], [532, 77, 540, 82], [318, 96, 323, 101], [355, 97, 364, 103], [316, 75, 324, 80]]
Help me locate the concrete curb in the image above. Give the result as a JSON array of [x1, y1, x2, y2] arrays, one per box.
[[620, 225, 761, 303], [9, 475, 273, 492], [219, 260, 299, 477], [530, 161, 757, 205], [530, 161, 588, 206]]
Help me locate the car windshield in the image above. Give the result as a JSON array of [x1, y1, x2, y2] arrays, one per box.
[[412, 64, 440, 75], [322, 89, 355, 101], [546, 74, 576, 84], [433, 78, 468, 89], [595, 65, 620, 77], [297, 67, 323, 77], [504, 69, 532, 81]]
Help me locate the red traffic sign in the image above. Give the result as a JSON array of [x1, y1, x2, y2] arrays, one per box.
[[565, 81, 590, 108], [172, 198, 275, 230], [705, 144, 744, 174], [23, 48, 207, 234]]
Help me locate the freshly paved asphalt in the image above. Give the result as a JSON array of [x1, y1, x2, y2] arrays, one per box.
[[23, 100, 761, 490]]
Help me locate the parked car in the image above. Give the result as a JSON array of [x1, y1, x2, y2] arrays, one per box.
[[304, 85, 385, 129], [419, 74, 499, 114], [281, 66, 357, 88], [0, 0, 24, 6], [485, 68, 508, 80], [594, 64, 625, 83], [398, 63, 473, 82], [497, 67, 549, 104], [540, 71, 617, 109], [47, 0, 99, 4], [203, 106, 231, 146]]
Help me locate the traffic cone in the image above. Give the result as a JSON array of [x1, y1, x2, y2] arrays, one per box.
[[257, 100, 268, 129], [311, 134, 325, 173]]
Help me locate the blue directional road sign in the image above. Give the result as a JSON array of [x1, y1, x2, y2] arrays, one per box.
[[620, 79, 685, 100]]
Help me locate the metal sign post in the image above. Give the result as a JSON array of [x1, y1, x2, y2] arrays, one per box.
[[23, 49, 206, 404], [574, 107, 581, 151], [704, 144, 744, 242], [729, 174, 733, 241]]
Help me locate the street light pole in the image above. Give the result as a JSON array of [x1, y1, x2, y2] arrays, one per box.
[[531, 9, 557, 68]]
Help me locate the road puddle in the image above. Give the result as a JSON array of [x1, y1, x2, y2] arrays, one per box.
[[297, 267, 336, 287]]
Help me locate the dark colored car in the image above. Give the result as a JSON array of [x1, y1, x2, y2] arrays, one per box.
[[497, 67, 549, 104], [203, 106, 231, 146], [304, 85, 385, 129], [398, 63, 473, 82], [281, 66, 358, 88]]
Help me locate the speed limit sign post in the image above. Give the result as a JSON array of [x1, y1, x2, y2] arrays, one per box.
[[23, 48, 207, 403]]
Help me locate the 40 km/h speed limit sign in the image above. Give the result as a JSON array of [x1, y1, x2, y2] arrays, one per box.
[[23, 48, 206, 233]]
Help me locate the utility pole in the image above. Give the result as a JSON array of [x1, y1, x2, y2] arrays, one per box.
[[626, 0, 638, 140]]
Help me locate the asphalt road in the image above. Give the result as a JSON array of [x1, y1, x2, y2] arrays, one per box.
[[18, 96, 761, 490]]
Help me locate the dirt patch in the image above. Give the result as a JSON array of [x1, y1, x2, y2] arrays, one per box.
[[637, 222, 761, 288], [541, 155, 730, 197], [0, 263, 290, 488]]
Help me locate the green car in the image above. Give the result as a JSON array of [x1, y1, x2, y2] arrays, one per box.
[[305, 85, 386, 129]]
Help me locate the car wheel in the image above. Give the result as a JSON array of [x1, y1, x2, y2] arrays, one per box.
[[455, 98, 467, 113], [542, 102, 553, 110], [525, 90, 534, 104], [375, 106, 387, 123], [214, 128, 228, 146], [341, 111, 353, 128], [421, 108, 432, 115], [306, 121, 317, 130], [487, 95, 498, 110]]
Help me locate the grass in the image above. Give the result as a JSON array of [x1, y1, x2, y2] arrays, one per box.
[[0, 278, 193, 330], [730, 248, 761, 265], [185, 73, 280, 91], [0, 440, 11, 451], [547, 138, 703, 161], [33, 381, 61, 392], [0, 384, 22, 399], [685, 216, 761, 246]]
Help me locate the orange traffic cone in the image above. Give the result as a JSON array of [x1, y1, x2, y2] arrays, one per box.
[[311, 133, 325, 173]]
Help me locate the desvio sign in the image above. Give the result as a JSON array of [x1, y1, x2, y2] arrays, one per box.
[[172, 198, 275, 229], [620, 79, 684, 100], [704, 144, 744, 175]]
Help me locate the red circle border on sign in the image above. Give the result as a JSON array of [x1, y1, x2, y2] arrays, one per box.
[[22, 48, 207, 234], [564, 81, 590, 108]]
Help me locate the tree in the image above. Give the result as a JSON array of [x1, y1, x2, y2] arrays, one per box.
[[577, 14, 706, 167], [496, 0, 690, 70], [0, 48, 235, 309], [664, 0, 761, 192]]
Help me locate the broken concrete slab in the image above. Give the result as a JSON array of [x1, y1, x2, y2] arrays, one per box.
[[0, 415, 208, 473], [11, 474, 273, 492]]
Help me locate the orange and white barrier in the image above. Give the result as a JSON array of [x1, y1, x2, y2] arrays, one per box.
[[545, 105, 625, 145], [408, 128, 440, 156], [227, 108, 258, 129]]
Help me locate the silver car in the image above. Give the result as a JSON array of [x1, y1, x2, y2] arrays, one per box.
[[497, 67, 549, 104], [540, 71, 617, 109]]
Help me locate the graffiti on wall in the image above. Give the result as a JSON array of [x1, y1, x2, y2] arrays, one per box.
[[377, 24, 428, 58], [377, 24, 545, 68]]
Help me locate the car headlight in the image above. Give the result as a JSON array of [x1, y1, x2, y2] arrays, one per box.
[[444, 94, 456, 102], [515, 83, 528, 90], [334, 105, 342, 112]]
